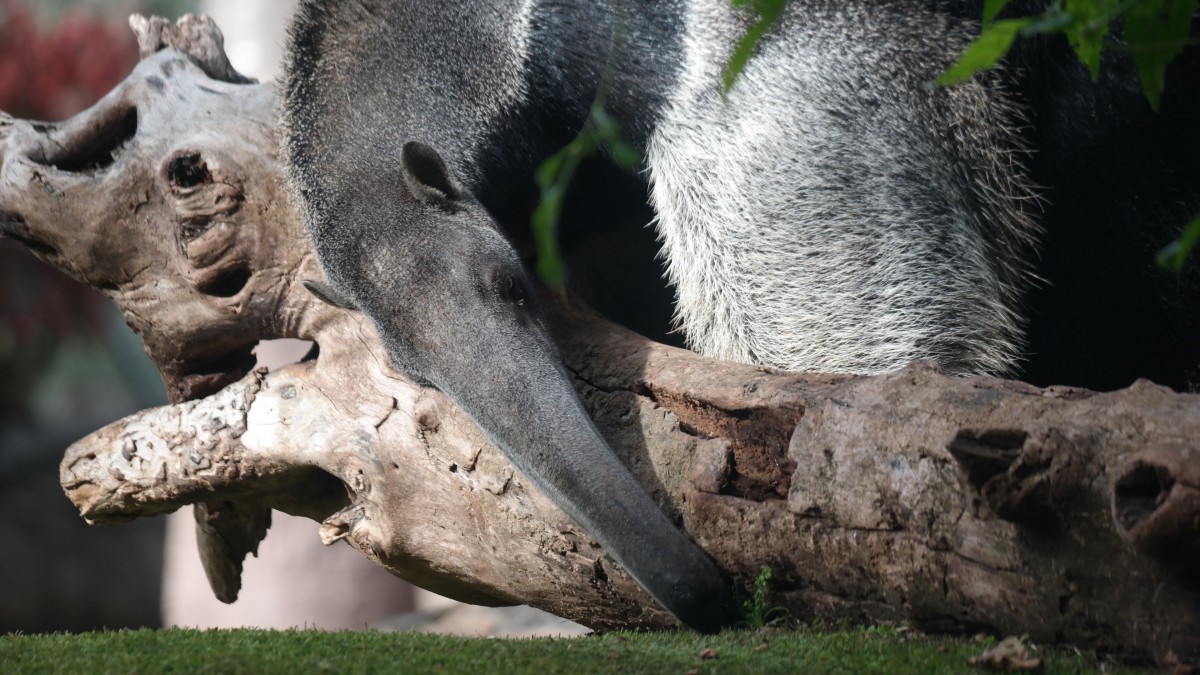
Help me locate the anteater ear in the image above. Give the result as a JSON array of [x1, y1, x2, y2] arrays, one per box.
[[303, 279, 360, 311], [401, 141, 462, 205]]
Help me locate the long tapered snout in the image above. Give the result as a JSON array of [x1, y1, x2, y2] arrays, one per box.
[[407, 303, 739, 632], [301, 142, 737, 630]]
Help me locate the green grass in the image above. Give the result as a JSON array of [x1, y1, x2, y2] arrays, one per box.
[[0, 626, 1149, 674]]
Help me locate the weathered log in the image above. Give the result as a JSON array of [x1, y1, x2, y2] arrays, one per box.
[[2, 15, 1197, 664]]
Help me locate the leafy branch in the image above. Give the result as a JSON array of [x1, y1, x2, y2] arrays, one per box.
[[530, 1, 641, 288], [938, 0, 1198, 270], [938, 0, 1195, 111], [731, 0, 1199, 272], [531, 104, 640, 288]]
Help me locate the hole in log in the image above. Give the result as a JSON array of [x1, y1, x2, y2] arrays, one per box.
[[592, 558, 609, 583], [302, 343, 319, 363], [253, 339, 316, 371], [271, 466, 354, 521], [1113, 461, 1175, 531], [37, 106, 138, 173], [635, 384, 798, 500], [167, 152, 211, 189], [0, 211, 26, 233], [5, 230, 58, 259], [175, 346, 259, 401], [198, 265, 251, 298], [191, 347, 257, 376], [179, 218, 214, 244], [947, 429, 1028, 489]]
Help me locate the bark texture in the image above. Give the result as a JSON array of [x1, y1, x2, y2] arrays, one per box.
[[1, 15, 1197, 665]]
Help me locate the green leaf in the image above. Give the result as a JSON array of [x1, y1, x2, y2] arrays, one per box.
[[733, 0, 787, 13], [606, 140, 642, 169], [1063, 0, 1119, 80], [983, 0, 1012, 26], [1125, 0, 1196, 110], [1021, 8, 1078, 36], [531, 141, 581, 289], [588, 103, 617, 136], [723, 0, 787, 91], [1156, 212, 1200, 273], [534, 153, 565, 191], [936, 18, 1032, 86], [530, 103, 641, 288], [531, 188, 568, 288]]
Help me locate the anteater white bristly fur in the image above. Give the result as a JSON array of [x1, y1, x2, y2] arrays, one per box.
[[646, 1, 1039, 376]]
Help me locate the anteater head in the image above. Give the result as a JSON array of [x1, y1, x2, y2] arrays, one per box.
[[303, 140, 736, 633], [305, 141, 546, 390]]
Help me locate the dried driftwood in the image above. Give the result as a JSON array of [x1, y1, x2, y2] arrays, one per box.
[[1, 15, 1197, 665]]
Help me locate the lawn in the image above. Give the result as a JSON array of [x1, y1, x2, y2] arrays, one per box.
[[0, 625, 1151, 674]]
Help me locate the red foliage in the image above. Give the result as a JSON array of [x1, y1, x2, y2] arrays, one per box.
[[0, 0, 139, 120], [0, 1, 140, 415]]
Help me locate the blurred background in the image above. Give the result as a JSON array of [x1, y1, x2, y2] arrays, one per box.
[[1, 0, 179, 635], [0, 0, 585, 637]]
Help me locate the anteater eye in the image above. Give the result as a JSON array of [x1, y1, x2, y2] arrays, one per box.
[[503, 275, 526, 307]]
